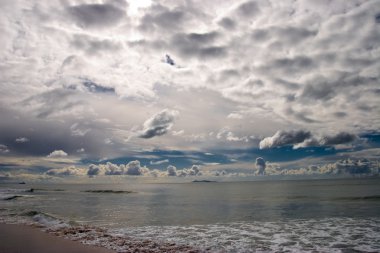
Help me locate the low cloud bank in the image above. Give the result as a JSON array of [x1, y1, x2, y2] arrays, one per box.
[[46, 166, 85, 176], [86, 161, 203, 178]]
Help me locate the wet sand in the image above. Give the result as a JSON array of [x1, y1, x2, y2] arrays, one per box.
[[0, 223, 116, 253]]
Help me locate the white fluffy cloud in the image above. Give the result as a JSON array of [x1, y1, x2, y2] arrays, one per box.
[[47, 150, 68, 158], [167, 165, 177, 176], [260, 130, 311, 149], [85, 161, 204, 178]]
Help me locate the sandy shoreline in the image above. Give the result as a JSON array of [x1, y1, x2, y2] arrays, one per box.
[[0, 223, 116, 253], [0, 222, 202, 253]]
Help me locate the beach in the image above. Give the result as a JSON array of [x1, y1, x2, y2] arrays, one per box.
[[0, 223, 115, 253], [1, 179, 380, 252]]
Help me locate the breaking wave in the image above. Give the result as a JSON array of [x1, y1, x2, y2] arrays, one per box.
[[117, 218, 380, 252], [0, 188, 34, 201]]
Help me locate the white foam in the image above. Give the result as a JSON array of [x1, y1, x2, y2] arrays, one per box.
[[116, 218, 380, 252], [1, 203, 379, 252]]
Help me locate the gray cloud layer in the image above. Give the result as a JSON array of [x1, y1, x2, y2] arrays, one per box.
[[260, 130, 359, 149], [139, 109, 179, 138], [0, 0, 379, 173]]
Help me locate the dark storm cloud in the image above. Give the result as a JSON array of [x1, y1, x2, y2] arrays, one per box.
[[255, 157, 266, 175], [139, 109, 179, 139], [0, 106, 114, 158], [320, 132, 357, 146], [67, 2, 126, 29], [259, 130, 312, 149]]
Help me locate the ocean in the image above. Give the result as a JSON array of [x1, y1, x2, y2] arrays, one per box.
[[1, 178, 380, 252]]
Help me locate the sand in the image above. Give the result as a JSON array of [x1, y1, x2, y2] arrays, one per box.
[[0, 223, 116, 253]]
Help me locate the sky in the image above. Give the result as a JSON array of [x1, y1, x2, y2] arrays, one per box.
[[0, 0, 380, 181]]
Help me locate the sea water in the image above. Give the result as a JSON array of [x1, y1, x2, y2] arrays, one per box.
[[1, 178, 380, 252]]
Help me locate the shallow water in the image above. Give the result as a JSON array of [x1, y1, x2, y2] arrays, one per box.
[[1, 178, 380, 252]]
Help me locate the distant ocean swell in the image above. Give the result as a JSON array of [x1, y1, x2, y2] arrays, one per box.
[[1, 207, 380, 252]]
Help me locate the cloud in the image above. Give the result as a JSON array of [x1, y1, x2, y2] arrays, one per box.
[[70, 34, 122, 55], [320, 132, 357, 146], [236, 1, 260, 18], [103, 162, 124, 175], [167, 165, 177, 176], [125, 160, 149, 175], [177, 165, 202, 177], [260, 130, 312, 149], [15, 137, 29, 143], [255, 157, 266, 175], [70, 123, 91, 136], [47, 150, 68, 158], [170, 32, 227, 59], [150, 159, 169, 165], [282, 159, 379, 176], [164, 54, 175, 66], [0, 0, 380, 173], [0, 144, 10, 153], [139, 109, 179, 138], [261, 130, 359, 149], [218, 17, 236, 29], [138, 4, 188, 32], [87, 161, 150, 176], [87, 164, 100, 177], [45, 166, 84, 176], [67, 2, 127, 29]]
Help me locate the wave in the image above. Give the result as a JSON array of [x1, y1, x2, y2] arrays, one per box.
[[0, 208, 201, 252], [0, 188, 34, 201], [83, 190, 134, 194], [2, 207, 380, 252], [118, 218, 380, 252], [335, 195, 380, 201], [33, 188, 65, 192], [284, 195, 380, 201]]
